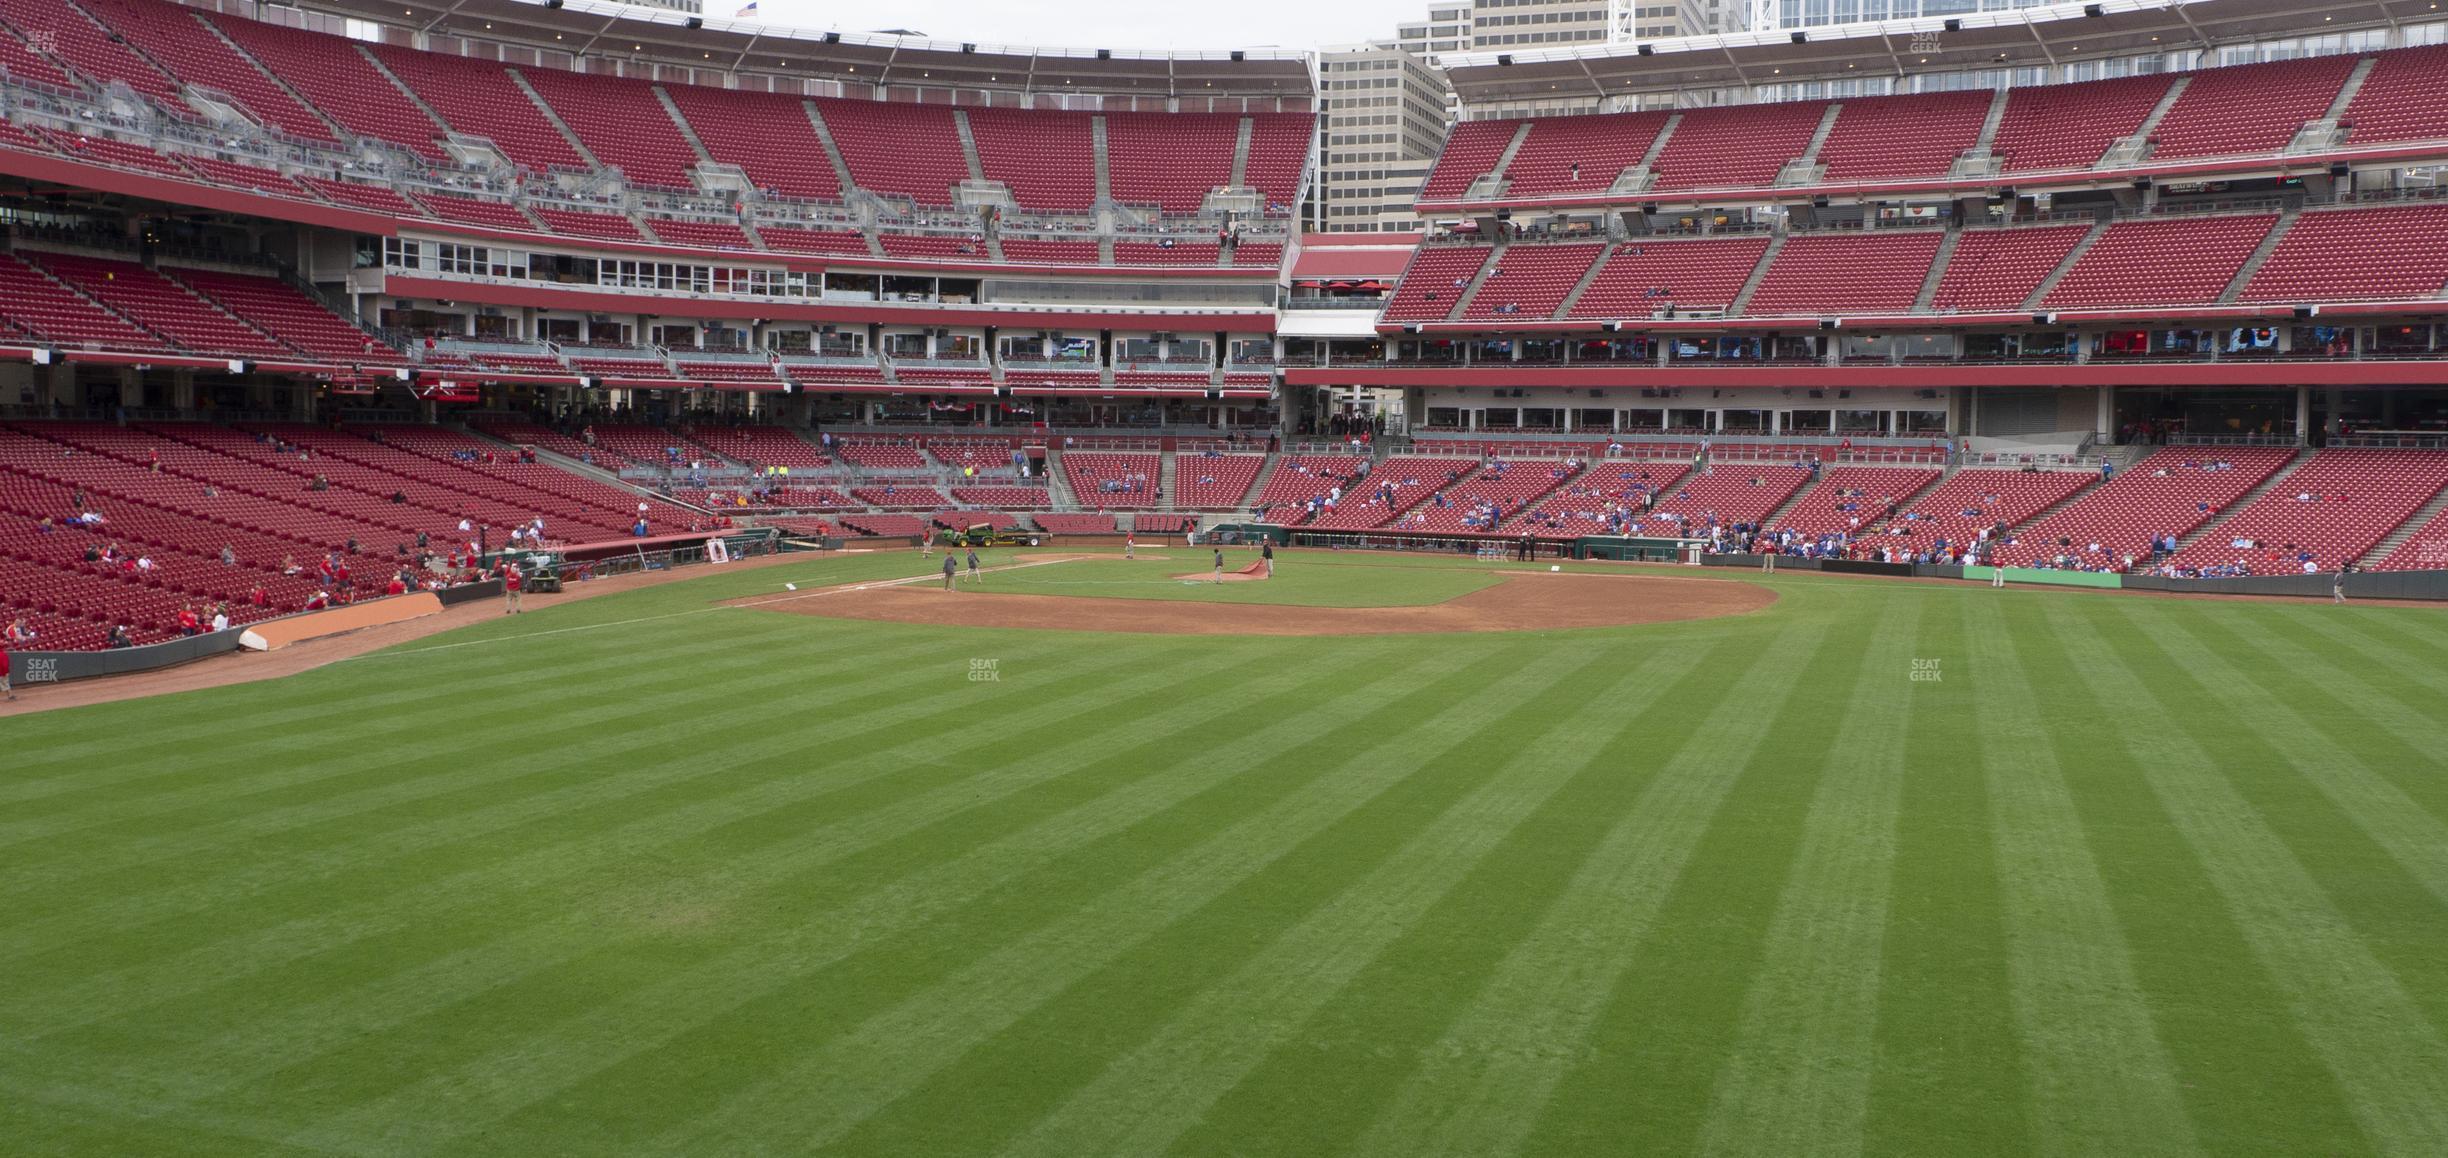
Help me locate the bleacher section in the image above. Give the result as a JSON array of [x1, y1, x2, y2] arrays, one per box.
[[2238, 204, 2448, 303], [366, 46, 587, 173], [660, 86, 840, 201], [1461, 243, 1606, 321], [1650, 101, 1830, 192], [519, 69, 702, 192], [966, 107, 1096, 213], [204, 14, 446, 159], [78, 0, 333, 142], [1566, 236, 1770, 319], [1252, 455, 1365, 524], [2148, 55, 2360, 161], [1768, 467, 1944, 538], [1881, 469, 2094, 555], [1816, 91, 1992, 181], [2171, 450, 2448, 574], [1995, 448, 2296, 568], [1062, 453, 1162, 509], [1380, 246, 1494, 324], [1993, 74, 2171, 173], [1928, 224, 2092, 313], [1418, 120, 1520, 201], [1500, 111, 1672, 198], [1743, 232, 1943, 317], [1105, 112, 1238, 213], [1174, 454, 1266, 509], [2041, 214, 2278, 309], [2342, 44, 2448, 146], [815, 98, 970, 207]]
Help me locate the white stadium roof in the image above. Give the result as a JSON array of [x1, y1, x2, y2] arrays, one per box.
[[309, 0, 1316, 100], [1443, 0, 2443, 104]]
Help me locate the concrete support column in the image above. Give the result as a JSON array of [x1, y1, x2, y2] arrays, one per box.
[[2296, 386, 2311, 443]]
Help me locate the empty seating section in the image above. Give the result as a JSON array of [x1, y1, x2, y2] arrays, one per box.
[[1768, 467, 1942, 538], [1929, 224, 2090, 312], [643, 218, 753, 251], [1566, 236, 1770, 318], [584, 425, 703, 467], [2149, 56, 2356, 160], [2239, 205, 2448, 303], [1252, 455, 1365, 523], [1380, 245, 1493, 324], [1499, 111, 1671, 198], [1106, 112, 1236, 214], [1650, 101, 1829, 191], [1006, 369, 1102, 391], [1882, 469, 2092, 550], [2042, 214, 2275, 309], [851, 486, 950, 509], [367, 46, 586, 173], [758, 227, 871, 256], [1393, 459, 1582, 534], [1062, 453, 1161, 509], [1134, 514, 1199, 535], [532, 207, 645, 243], [0, 253, 167, 350], [2172, 450, 2448, 573], [833, 441, 926, 470], [951, 486, 1052, 508], [0, 21, 74, 89], [2341, 44, 2448, 145], [1034, 513, 1118, 535], [77, 0, 331, 141], [1113, 242, 1221, 266], [1174, 454, 1264, 509], [1242, 113, 1314, 208], [168, 267, 403, 364], [568, 355, 670, 382], [28, 252, 287, 357], [660, 86, 839, 201], [408, 190, 537, 232], [1229, 242, 1284, 268], [1461, 243, 1604, 321], [1744, 231, 1942, 316], [1001, 238, 1102, 265], [205, 15, 445, 159], [1309, 456, 1478, 530], [964, 107, 1095, 212], [2377, 503, 2448, 570], [176, 155, 313, 200], [1816, 91, 1991, 181], [1418, 120, 1519, 200], [815, 98, 969, 207], [35, 126, 187, 176], [1993, 73, 2170, 171], [779, 360, 887, 387], [518, 69, 700, 191], [879, 234, 983, 260], [1995, 448, 2295, 568], [892, 367, 993, 391], [0, 0, 181, 108], [674, 361, 782, 389], [1113, 371, 1211, 390]]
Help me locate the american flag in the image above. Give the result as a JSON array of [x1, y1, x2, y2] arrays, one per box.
[[734, 2, 758, 16]]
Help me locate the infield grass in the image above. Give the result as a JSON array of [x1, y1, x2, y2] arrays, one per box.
[[4, 549, 2447, 1156]]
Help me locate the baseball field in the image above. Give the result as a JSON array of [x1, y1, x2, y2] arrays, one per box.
[[5, 548, 2447, 1155]]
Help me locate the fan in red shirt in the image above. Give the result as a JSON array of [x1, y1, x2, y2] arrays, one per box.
[[502, 564, 525, 615]]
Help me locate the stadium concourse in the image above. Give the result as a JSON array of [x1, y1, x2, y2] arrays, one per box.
[[0, 0, 2446, 655]]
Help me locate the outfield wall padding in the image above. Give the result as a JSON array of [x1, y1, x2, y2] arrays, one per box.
[[7, 629, 244, 685], [1961, 566, 2124, 589], [2123, 570, 2448, 600], [239, 593, 443, 651], [1821, 560, 1916, 578]]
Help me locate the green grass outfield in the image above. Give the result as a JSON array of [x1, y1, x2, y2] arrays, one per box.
[[5, 549, 2448, 1156]]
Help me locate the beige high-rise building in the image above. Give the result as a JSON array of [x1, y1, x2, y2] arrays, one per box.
[[1313, 42, 1454, 232]]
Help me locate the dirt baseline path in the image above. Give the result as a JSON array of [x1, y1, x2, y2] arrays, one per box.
[[740, 570, 1775, 636]]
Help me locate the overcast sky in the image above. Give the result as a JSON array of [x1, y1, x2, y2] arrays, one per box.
[[753, 0, 1427, 52]]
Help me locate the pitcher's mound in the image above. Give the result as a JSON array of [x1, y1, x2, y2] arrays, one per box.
[[742, 570, 1772, 636]]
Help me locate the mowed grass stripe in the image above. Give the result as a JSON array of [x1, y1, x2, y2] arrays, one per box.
[[5, 631, 1206, 1037], [638, 646, 1585, 1156], [2045, 600, 2448, 1154], [0, 630, 979, 895], [2120, 603, 2448, 910], [1352, 618, 1836, 1158], [993, 642, 1718, 1158], [1695, 594, 1924, 1156], [1959, 596, 2200, 1157], [1859, 592, 2027, 1156], [0, 635, 997, 966], [2184, 611, 2448, 822], [275, 640, 1493, 1154], [1154, 634, 1763, 1158], [25, 634, 1310, 1111]]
